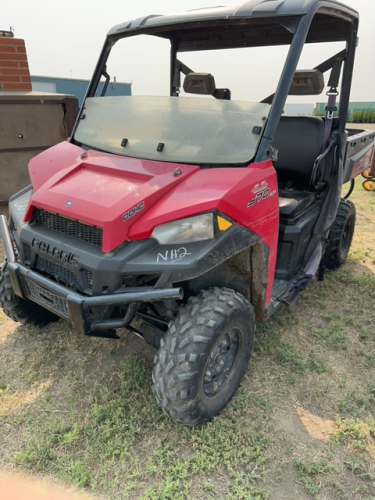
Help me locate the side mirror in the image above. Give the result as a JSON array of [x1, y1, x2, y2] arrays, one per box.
[[289, 69, 324, 95], [183, 73, 216, 95]]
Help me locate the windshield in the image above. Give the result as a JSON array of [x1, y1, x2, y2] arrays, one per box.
[[74, 96, 270, 165]]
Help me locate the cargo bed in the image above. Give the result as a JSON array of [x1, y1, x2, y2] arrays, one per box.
[[343, 128, 375, 183]]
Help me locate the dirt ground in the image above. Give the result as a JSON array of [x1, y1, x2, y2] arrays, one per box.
[[0, 137, 374, 499]]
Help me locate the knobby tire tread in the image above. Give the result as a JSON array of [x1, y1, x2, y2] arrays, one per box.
[[152, 287, 255, 425], [322, 199, 356, 269]]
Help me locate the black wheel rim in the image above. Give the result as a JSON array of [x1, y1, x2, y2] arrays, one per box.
[[203, 328, 240, 398]]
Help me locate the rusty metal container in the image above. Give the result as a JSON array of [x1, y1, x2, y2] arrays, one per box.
[[0, 92, 78, 202]]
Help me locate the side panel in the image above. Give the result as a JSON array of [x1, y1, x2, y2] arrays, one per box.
[[129, 160, 279, 305]]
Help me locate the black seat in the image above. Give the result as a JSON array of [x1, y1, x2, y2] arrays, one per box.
[[273, 116, 325, 216], [278, 190, 316, 217], [273, 115, 324, 184]]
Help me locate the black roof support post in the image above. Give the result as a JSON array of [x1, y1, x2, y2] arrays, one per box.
[[255, 13, 313, 163], [338, 25, 358, 131], [170, 39, 178, 96]]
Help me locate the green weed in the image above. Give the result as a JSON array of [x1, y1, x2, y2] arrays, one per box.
[[338, 383, 375, 416], [345, 454, 375, 482], [275, 342, 331, 373], [294, 458, 333, 498], [275, 342, 307, 371], [356, 349, 375, 368], [226, 471, 268, 499], [333, 419, 369, 452]]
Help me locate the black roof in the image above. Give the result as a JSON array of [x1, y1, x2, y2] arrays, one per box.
[[108, 0, 358, 38]]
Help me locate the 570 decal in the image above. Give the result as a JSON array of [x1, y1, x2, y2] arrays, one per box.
[[247, 182, 276, 208]]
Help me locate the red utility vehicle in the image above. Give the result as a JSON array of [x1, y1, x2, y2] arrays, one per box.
[[1, 0, 374, 424]]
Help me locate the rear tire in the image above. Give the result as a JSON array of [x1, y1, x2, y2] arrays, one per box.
[[0, 260, 59, 326], [322, 199, 356, 269], [152, 287, 255, 425]]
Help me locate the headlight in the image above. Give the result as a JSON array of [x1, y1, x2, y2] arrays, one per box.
[[152, 213, 214, 245]]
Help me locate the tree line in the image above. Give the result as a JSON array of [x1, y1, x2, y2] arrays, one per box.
[[314, 108, 375, 123]]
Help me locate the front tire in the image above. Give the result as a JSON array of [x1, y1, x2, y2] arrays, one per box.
[[322, 199, 356, 269], [0, 260, 59, 326], [152, 287, 255, 425]]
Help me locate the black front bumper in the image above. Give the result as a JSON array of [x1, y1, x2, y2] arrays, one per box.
[[1, 214, 183, 335], [6, 260, 183, 334]]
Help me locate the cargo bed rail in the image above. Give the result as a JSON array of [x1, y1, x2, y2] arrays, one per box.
[[343, 128, 375, 183]]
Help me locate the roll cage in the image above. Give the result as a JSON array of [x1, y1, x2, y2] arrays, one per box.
[[71, 0, 359, 163]]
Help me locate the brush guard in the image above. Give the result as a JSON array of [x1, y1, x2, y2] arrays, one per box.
[[0, 215, 183, 335]]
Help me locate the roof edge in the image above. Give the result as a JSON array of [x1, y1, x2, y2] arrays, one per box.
[[107, 0, 358, 37]]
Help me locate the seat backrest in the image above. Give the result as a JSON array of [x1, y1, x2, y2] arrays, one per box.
[[273, 116, 324, 184]]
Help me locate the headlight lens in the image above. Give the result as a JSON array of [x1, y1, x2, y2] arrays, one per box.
[[152, 213, 214, 245]]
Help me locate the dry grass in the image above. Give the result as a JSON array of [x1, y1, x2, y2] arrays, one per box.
[[0, 380, 51, 417]]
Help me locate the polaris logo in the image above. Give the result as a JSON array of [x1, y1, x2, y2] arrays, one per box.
[[123, 201, 145, 221], [31, 238, 79, 265]]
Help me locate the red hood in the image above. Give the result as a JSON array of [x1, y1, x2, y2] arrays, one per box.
[[25, 141, 199, 252]]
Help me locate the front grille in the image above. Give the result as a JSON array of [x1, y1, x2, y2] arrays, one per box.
[[35, 256, 79, 289], [23, 244, 93, 292], [25, 280, 68, 318], [24, 244, 31, 262], [84, 270, 93, 288], [33, 208, 103, 247]]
